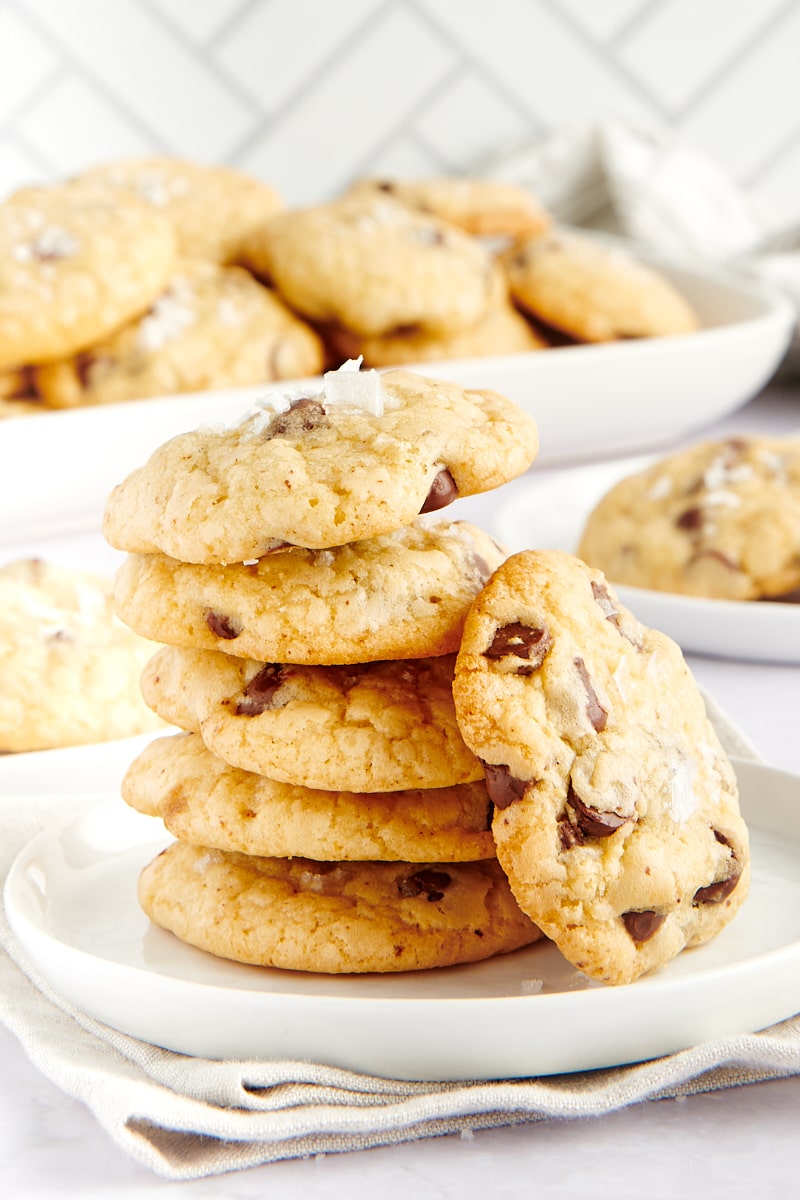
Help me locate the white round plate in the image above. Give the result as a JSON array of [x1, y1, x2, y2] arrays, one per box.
[[5, 759, 800, 1081], [495, 457, 800, 664], [0, 248, 793, 542], [0, 729, 169, 796]]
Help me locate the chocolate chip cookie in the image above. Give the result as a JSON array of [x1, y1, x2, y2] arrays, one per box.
[[141, 646, 482, 792], [103, 365, 538, 563], [452, 549, 749, 985], [123, 732, 496, 862], [113, 520, 506, 664], [138, 841, 541, 972], [577, 435, 800, 600]]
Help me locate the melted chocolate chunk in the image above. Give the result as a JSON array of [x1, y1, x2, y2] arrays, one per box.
[[420, 468, 458, 513], [484, 621, 551, 673], [397, 868, 451, 902], [7, 365, 40, 400], [622, 910, 665, 942], [761, 587, 800, 604], [205, 610, 242, 640], [558, 816, 585, 849], [268, 397, 328, 437], [566, 784, 628, 838], [676, 506, 704, 531], [693, 873, 740, 905], [482, 762, 528, 809], [591, 579, 621, 626], [573, 657, 607, 732], [235, 664, 285, 716]]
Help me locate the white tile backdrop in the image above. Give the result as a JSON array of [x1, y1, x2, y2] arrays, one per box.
[[1, 0, 800, 225]]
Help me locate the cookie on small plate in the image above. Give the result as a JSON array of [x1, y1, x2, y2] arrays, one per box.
[[0, 185, 176, 369], [502, 228, 699, 343], [72, 156, 283, 265], [452, 549, 749, 985], [240, 191, 503, 336], [114, 520, 506, 664], [103, 364, 538, 563], [140, 646, 482, 793], [138, 841, 541, 973], [577, 435, 800, 601], [0, 558, 163, 751], [123, 732, 496, 862], [34, 260, 324, 408]]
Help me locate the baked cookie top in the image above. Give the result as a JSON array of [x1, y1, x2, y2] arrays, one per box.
[[103, 365, 539, 562], [345, 176, 551, 239], [72, 156, 283, 264], [34, 260, 324, 409], [139, 841, 541, 973], [114, 519, 506, 664], [502, 229, 699, 342], [240, 191, 503, 336], [0, 185, 176, 369], [577, 435, 800, 601], [0, 558, 163, 751], [123, 732, 496, 862], [452, 549, 749, 985], [328, 300, 545, 369], [141, 645, 482, 793]]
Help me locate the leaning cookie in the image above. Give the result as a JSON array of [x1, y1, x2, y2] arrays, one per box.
[[114, 520, 506, 664], [502, 228, 699, 343], [452, 549, 749, 985], [0, 558, 163, 751], [140, 646, 482, 793], [240, 191, 503, 336], [138, 842, 541, 973], [103, 364, 538, 563], [123, 733, 496, 861], [34, 260, 324, 408], [72, 156, 283, 265], [0, 185, 176, 370], [577, 435, 800, 601], [344, 176, 551, 239]]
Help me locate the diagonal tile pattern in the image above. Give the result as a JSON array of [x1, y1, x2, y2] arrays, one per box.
[[1, 0, 799, 223]]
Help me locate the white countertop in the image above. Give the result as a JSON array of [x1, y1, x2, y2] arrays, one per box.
[[1, 383, 799, 1198]]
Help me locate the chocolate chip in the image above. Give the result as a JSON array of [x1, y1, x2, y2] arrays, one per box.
[[268, 397, 328, 437], [688, 548, 740, 573], [676, 506, 704, 531], [693, 874, 740, 905], [482, 762, 528, 808], [591, 580, 620, 625], [235, 664, 285, 716], [420, 468, 458, 513], [762, 587, 800, 604], [622, 910, 665, 942], [558, 816, 585, 849], [566, 784, 627, 838], [484, 621, 551, 673], [205, 610, 242, 640], [573, 657, 607, 732], [397, 868, 451, 902], [7, 365, 40, 400]]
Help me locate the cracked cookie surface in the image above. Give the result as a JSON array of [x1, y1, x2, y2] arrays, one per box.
[[452, 549, 749, 985]]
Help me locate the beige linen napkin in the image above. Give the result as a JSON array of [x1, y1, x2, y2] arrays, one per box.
[[1, 693, 799, 1181]]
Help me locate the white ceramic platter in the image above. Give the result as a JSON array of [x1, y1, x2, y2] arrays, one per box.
[[495, 456, 800, 664], [0, 252, 793, 543], [5, 758, 800, 1081]]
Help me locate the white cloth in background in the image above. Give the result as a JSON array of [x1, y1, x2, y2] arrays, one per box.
[[2, 695, 799, 1181], [484, 122, 800, 375]]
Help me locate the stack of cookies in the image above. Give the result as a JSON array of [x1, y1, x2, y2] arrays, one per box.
[[106, 363, 545, 973]]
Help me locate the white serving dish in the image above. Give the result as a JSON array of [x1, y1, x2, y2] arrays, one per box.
[[0, 252, 793, 544]]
